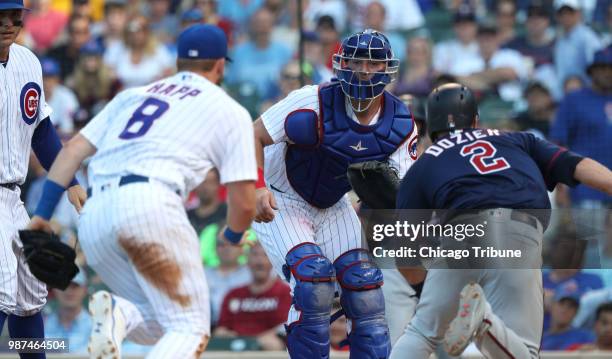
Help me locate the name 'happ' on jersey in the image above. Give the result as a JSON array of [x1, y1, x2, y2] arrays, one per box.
[[425, 129, 502, 157], [146, 81, 202, 100]]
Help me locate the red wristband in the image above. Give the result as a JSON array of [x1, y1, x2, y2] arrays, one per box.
[[255, 168, 266, 189]]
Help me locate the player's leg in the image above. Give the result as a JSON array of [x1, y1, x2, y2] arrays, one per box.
[[316, 196, 392, 358], [78, 191, 163, 357], [0, 188, 19, 333], [9, 190, 47, 359], [470, 270, 542, 359], [390, 268, 484, 359], [252, 191, 335, 359], [112, 185, 211, 359], [380, 268, 418, 345]]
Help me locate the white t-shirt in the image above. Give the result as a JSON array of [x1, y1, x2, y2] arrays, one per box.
[[104, 42, 174, 89], [80, 71, 257, 195]]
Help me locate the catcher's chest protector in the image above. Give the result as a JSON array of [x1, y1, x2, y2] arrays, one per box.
[[285, 82, 413, 208]]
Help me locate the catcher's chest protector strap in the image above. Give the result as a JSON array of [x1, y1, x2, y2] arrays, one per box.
[[285, 82, 414, 208]]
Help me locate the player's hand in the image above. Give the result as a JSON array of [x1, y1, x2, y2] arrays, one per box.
[[67, 184, 87, 213], [254, 188, 277, 223], [27, 216, 54, 233]]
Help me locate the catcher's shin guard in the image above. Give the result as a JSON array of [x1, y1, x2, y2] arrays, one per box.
[[334, 249, 391, 359], [283, 243, 336, 359]]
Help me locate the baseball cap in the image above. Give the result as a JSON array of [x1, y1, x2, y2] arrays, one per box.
[[177, 24, 231, 62], [41, 58, 60, 77], [587, 45, 612, 73], [554, 286, 581, 305], [477, 21, 498, 36], [454, 4, 476, 23], [181, 8, 204, 23], [0, 0, 28, 10], [80, 40, 104, 56], [554, 0, 580, 11]]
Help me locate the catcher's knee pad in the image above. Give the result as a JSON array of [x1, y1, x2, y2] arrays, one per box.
[[283, 243, 335, 359], [334, 249, 391, 359]]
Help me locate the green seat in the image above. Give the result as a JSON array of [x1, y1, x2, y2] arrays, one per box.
[[478, 97, 515, 126], [224, 82, 261, 119]]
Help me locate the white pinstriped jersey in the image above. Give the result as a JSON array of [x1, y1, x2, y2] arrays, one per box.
[[0, 44, 52, 184], [261, 85, 418, 193], [80, 71, 257, 194]]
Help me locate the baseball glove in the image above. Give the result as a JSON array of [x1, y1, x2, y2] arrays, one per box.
[[347, 160, 400, 209], [18, 230, 79, 290]]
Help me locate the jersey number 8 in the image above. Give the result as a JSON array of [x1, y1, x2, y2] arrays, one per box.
[[460, 140, 510, 174], [119, 98, 169, 140]]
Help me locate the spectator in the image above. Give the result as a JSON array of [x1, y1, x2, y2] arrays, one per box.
[[180, 8, 204, 30], [46, 15, 92, 80], [554, 0, 603, 94], [95, 0, 129, 51], [194, 0, 234, 44], [215, 242, 291, 350], [205, 229, 252, 325], [217, 0, 264, 32], [458, 22, 529, 103], [226, 8, 292, 100], [543, 268, 604, 331], [496, 0, 518, 44], [67, 40, 121, 118], [187, 169, 227, 236], [41, 58, 78, 135], [301, 31, 334, 83], [542, 289, 595, 350], [574, 288, 612, 331], [260, 60, 315, 113], [348, 0, 424, 32], [23, 0, 68, 53], [392, 35, 435, 98], [563, 74, 584, 94], [104, 15, 174, 88], [146, 0, 179, 46], [72, 0, 94, 19], [513, 81, 555, 137], [316, 15, 342, 71], [504, 3, 555, 70], [362, 1, 405, 61], [550, 45, 612, 211], [304, 0, 347, 33], [44, 271, 91, 354], [575, 302, 612, 351], [432, 4, 482, 76]]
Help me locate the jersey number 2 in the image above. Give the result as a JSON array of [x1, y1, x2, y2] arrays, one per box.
[[119, 98, 169, 140], [460, 140, 510, 174]]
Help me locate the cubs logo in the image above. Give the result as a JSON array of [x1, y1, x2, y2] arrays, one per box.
[[408, 135, 418, 160], [20, 82, 41, 125]]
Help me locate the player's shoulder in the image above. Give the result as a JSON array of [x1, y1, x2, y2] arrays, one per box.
[[288, 84, 320, 101], [10, 44, 42, 68]]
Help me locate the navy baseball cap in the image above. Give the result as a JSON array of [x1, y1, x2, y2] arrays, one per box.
[[177, 24, 231, 62], [41, 58, 60, 77], [588, 45, 612, 73], [80, 40, 104, 56], [0, 0, 28, 10], [181, 8, 204, 23]]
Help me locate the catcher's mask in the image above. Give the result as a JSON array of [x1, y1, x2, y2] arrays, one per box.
[[332, 29, 399, 113]]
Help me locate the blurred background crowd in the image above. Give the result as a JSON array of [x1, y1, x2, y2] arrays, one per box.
[[2, 0, 611, 355]]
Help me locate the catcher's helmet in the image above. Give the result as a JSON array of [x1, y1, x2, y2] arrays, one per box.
[[332, 29, 399, 112], [426, 83, 478, 140]]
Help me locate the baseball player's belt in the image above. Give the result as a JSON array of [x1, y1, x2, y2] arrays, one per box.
[[447, 209, 540, 230], [87, 174, 180, 197], [0, 182, 18, 191]]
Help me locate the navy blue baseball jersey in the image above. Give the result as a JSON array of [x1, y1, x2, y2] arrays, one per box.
[[397, 128, 584, 214]]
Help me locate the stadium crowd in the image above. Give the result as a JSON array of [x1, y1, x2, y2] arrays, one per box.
[[1, 0, 611, 355]]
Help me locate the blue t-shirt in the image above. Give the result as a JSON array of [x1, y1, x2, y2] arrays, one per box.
[[541, 328, 595, 351], [226, 41, 293, 100], [549, 88, 612, 204]]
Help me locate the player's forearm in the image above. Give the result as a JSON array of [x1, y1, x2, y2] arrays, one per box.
[[253, 118, 273, 170], [574, 158, 612, 196], [47, 135, 96, 187], [226, 180, 257, 232]]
